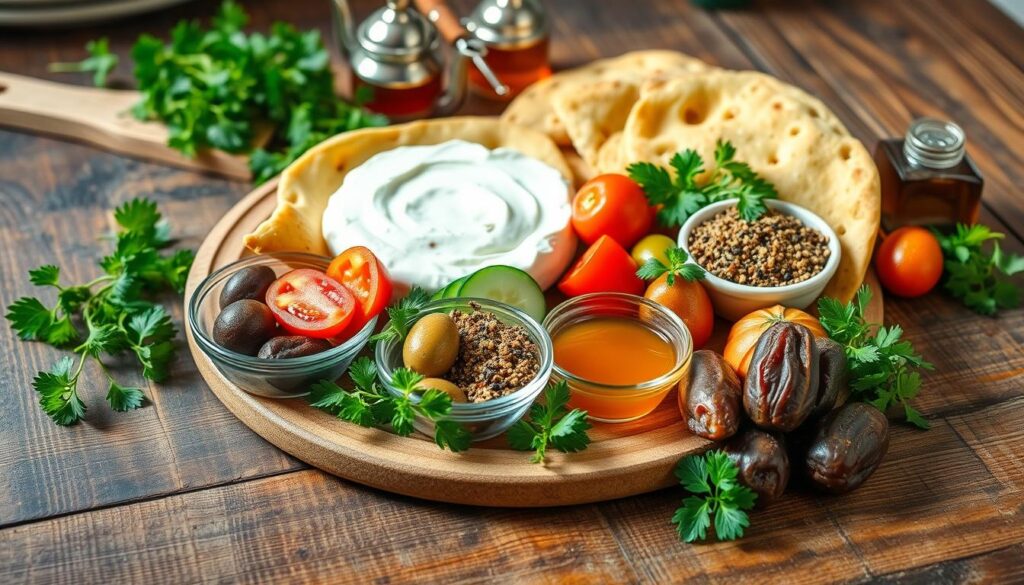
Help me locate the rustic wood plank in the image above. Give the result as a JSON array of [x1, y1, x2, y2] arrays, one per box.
[[0, 133, 304, 526], [0, 469, 640, 584]]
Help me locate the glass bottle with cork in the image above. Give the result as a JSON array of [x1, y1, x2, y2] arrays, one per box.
[[875, 118, 984, 233]]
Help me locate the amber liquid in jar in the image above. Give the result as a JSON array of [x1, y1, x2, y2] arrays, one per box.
[[469, 37, 551, 99], [354, 74, 442, 119], [875, 119, 984, 233]]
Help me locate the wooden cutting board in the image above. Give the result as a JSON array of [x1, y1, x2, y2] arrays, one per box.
[[0, 71, 253, 180], [183, 181, 883, 507]]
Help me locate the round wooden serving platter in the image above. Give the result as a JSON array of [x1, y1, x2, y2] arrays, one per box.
[[184, 182, 883, 508]]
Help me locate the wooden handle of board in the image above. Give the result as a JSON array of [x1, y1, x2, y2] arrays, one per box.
[[0, 71, 252, 181], [414, 0, 465, 43]]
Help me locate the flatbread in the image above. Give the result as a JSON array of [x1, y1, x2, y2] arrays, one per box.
[[501, 50, 711, 146], [244, 117, 572, 256], [621, 71, 879, 302]]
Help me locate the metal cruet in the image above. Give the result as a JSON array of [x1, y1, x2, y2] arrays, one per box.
[[462, 0, 548, 52], [332, 0, 508, 118]]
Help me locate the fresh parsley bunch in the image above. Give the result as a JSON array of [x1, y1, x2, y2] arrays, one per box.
[[635, 246, 706, 285], [627, 140, 778, 227], [309, 357, 472, 452], [5, 199, 194, 425], [673, 450, 757, 542], [934, 224, 1023, 316], [53, 1, 387, 184], [818, 286, 933, 429], [507, 380, 591, 463]]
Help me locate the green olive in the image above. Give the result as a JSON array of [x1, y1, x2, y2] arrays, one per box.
[[419, 377, 467, 403], [402, 313, 460, 377]]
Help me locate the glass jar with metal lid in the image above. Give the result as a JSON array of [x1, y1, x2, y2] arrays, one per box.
[[461, 0, 551, 99]]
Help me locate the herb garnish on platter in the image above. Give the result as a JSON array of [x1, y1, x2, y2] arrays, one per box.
[[627, 140, 778, 226], [49, 1, 387, 184], [310, 357, 472, 452], [673, 450, 757, 543], [5, 199, 194, 426], [369, 286, 432, 344], [818, 286, 933, 429], [507, 380, 591, 464], [635, 246, 706, 285], [934, 224, 1024, 316]]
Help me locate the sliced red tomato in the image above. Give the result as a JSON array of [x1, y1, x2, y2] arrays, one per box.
[[558, 235, 645, 297], [327, 246, 393, 336], [266, 269, 355, 339]]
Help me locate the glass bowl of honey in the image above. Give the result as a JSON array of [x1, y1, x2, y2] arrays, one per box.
[[543, 293, 693, 423]]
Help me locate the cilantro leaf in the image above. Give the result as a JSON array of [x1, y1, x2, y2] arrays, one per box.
[[29, 265, 61, 287], [6, 297, 54, 341], [33, 357, 86, 426], [935, 224, 1023, 316], [628, 140, 777, 227], [433, 419, 472, 452], [49, 37, 120, 87], [507, 380, 590, 463], [635, 246, 706, 286], [106, 381, 147, 412], [672, 450, 757, 542], [347, 357, 378, 392], [371, 287, 432, 344]]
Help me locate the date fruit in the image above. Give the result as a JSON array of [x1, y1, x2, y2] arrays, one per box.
[[220, 265, 277, 308], [213, 299, 277, 356], [810, 337, 849, 419], [743, 322, 819, 432], [257, 335, 332, 360], [806, 402, 889, 494], [679, 350, 742, 440], [725, 429, 790, 502]]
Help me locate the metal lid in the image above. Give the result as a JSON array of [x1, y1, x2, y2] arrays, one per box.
[[903, 117, 966, 169], [463, 0, 548, 47], [356, 0, 438, 59]]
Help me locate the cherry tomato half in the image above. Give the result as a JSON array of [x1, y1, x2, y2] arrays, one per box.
[[265, 268, 356, 338], [558, 235, 645, 297], [571, 174, 654, 248], [875, 226, 943, 298], [327, 246, 393, 336]]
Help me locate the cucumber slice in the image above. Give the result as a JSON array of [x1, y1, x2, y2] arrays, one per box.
[[459, 266, 546, 323], [442, 275, 471, 299]]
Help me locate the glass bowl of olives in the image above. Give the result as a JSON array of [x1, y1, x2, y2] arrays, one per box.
[[188, 253, 377, 398], [374, 298, 554, 442]]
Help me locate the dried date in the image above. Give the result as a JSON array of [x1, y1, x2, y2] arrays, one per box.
[[743, 322, 819, 432], [809, 337, 849, 420], [725, 429, 790, 502], [258, 335, 332, 360], [805, 402, 889, 494], [679, 350, 742, 440]]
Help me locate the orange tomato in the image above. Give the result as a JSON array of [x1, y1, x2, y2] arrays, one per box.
[[644, 275, 714, 349], [723, 305, 826, 378], [875, 226, 943, 298], [571, 174, 654, 248]]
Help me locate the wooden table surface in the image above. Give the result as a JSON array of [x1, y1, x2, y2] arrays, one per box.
[[1, 1, 1022, 583]]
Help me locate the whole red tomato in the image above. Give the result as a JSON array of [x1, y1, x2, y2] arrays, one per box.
[[571, 174, 654, 248], [875, 227, 944, 298]]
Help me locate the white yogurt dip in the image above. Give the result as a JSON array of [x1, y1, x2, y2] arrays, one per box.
[[321, 140, 575, 291]]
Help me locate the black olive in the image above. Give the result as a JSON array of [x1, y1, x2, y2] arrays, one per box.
[[258, 336, 332, 359], [219, 265, 277, 308], [213, 299, 277, 356]]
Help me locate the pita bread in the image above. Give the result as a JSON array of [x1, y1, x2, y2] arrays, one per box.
[[244, 117, 572, 257], [621, 71, 879, 302], [501, 50, 711, 146]]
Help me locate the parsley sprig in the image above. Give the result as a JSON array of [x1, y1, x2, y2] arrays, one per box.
[[673, 450, 757, 542], [507, 380, 591, 463], [49, 37, 119, 87], [52, 1, 387, 184], [370, 287, 432, 344], [309, 357, 472, 452], [933, 224, 1023, 316], [5, 199, 193, 426], [627, 140, 778, 227], [635, 246, 706, 285], [818, 286, 934, 429]]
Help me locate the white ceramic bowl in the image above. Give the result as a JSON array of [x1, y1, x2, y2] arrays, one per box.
[[678, 199, 841, 321]]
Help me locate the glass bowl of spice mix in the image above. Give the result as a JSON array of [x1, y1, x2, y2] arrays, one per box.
[[678, 198, 841, 320], [375, 298, 553, 441]]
